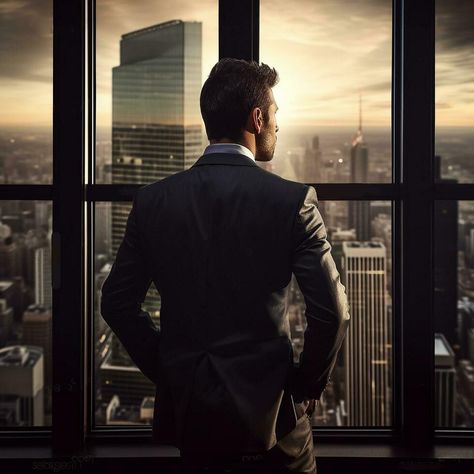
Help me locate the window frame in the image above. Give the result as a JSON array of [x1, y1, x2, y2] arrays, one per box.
[[1, 0, 473, 459]]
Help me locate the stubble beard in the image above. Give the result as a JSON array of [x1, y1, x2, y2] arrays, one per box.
[[255, 133, 276, 162]]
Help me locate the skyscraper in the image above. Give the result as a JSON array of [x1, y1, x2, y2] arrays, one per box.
[[350, 96, 368, 182], [434, 155, 458, 348], [348, 95, 371, 241], [34, 245, 51, 309], [112, 20, 202, 186], [110, 20, 203, 320], [22, 305, 52, 414], [0, 345, 44, 426], [0, 298, 13, 346], [302, 135, 322, 182], [0, 222, 21, 279], [342, 241, 391, 426]]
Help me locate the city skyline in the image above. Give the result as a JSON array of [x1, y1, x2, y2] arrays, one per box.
[[0, 0, 473, 127], [95, 18, 394, 427], [0, 1, 473, 430]]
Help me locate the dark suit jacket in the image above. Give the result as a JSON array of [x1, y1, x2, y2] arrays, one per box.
[[100, 152, 350, 457]]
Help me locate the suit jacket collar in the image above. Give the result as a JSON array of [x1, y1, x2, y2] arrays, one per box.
[[191, 152, 259, 168]]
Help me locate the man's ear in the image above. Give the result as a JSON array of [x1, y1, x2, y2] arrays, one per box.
[[249, 107, 264, 134]]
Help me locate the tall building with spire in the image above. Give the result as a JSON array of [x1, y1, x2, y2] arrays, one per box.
[[349, 95, 371, 241], [110, 20, 203, 322], [350, 94, 369, 182]]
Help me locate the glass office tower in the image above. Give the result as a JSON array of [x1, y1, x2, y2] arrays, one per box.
[[112, 20, 202, 186], [110, 20, 203, 319]]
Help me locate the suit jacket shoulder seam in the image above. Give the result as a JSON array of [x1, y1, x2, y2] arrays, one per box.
[[291, 184, 311, 245]]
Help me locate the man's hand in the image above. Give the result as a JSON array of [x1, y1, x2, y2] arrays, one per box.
[[306, 399, 318, 417]]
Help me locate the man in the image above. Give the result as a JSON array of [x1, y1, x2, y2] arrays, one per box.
[[101, 58, 350, 473]]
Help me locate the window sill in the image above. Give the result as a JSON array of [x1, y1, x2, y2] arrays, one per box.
[[0, 440, 473, 461]]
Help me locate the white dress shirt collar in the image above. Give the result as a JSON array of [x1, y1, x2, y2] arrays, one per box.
[[203, 143, 255, 161]]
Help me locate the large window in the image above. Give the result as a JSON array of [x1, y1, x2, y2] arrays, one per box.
[[260, 0, 392, 184], [1, 0, 473, 465], [0, 0, 53, 429], [434, 0, 474, 429], [95, 0, 217, 184], [93, 0, 218, 428], [0, 1, 53, 185], [306, 201, 392, 427], [434, 200, 474, 428], [260, 0, 394, 427], [435, 0, 474, 182]]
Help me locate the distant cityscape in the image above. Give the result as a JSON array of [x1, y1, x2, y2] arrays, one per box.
[[0, 19, 473, 430]]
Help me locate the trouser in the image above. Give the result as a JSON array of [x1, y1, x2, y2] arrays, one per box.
[[180, 411, 317, 474]]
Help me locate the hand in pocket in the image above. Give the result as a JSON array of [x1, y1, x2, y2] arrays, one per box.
[[305, 399, 317, 417]]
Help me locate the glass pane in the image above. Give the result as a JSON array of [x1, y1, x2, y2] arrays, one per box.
[[0, 1, 53, 184], [259, 0, 392, 183], [435, 201, 474, 428], [96, 0, 217, 184], [94, 201, 158, 426], [0, 200, 52, 427], [435, 1, 474, 182], [95, 200, 393, 428], [303, 201, 393, 427]]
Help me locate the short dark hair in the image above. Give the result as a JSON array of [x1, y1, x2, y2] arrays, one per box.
[[200, 58, 279, 141]]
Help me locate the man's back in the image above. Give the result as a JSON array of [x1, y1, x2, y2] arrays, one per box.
[[139, 152, 311, 453]]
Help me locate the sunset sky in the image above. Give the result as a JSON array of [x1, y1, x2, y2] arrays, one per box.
[[0, 0, 472, 128]]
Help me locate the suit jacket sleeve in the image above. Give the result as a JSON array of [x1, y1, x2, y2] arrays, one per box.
[[289, 185, 350, 402], [100, 188, 160, 385]]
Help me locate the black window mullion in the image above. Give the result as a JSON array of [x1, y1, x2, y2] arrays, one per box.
[[52, 0, 86, 454], [391, 0, 403, 441], [393, 0, 402, 187], [88, 0, 96, 187], [86, 0, 96, 439], [400, 0, 435, 448], [86, 183, 402, 203], [0, 185, 54, 201], [219, 0, 259, 61]]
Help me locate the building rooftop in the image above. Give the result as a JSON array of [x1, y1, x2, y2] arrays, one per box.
[[23, 304, 52, 322], [345, 241, 384, 249], [100, 347, 141, 372], [122, 20, 199, 39], [342, 241, 386, 257], [25, 304, 51, 313], [0, 345, 42, 368], [434, 333, 455, 368], [0, 281, 14, 292]]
